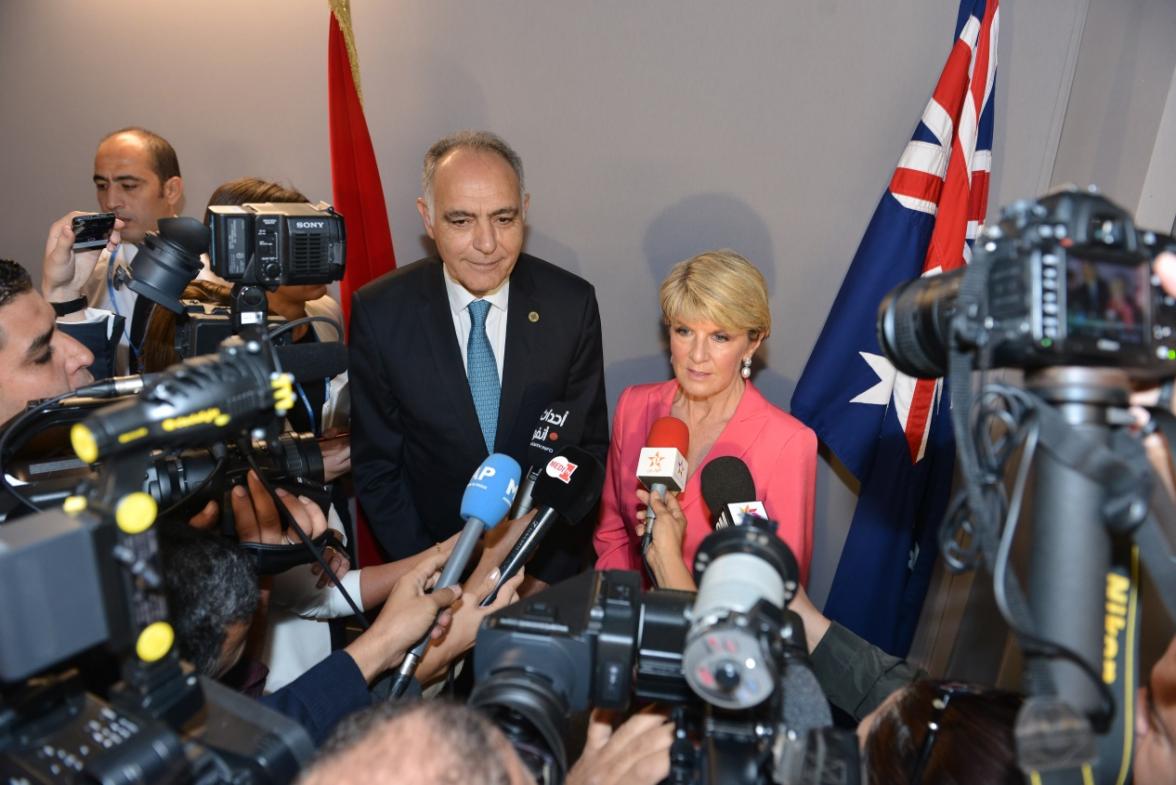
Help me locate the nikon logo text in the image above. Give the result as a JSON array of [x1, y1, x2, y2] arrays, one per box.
[[1103, 572, 1130, 683]]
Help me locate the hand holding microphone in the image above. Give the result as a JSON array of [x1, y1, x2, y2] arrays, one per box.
[[482, 445, 605, 606], [387, 452, 520, 698], [636, 417, 689, 558]]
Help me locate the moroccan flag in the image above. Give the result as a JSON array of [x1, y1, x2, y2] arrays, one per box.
[[328, 0, 396, 328], [328, 0, 395, 568], [791, 0, 999, 656]]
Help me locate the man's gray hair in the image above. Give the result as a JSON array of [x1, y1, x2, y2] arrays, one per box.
[[422, 130, 525, 218]]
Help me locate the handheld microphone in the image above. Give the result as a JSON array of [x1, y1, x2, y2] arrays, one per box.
[[70, 332, 296, 464], [513, 401, 577, 519], [388, 453, 521, 698], [637, 416, 689, 557], [481, 445, 604, 606], [700, 456, 766, 528]]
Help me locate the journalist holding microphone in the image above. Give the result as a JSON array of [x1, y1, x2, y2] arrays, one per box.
[[593, 249, 817, 589]]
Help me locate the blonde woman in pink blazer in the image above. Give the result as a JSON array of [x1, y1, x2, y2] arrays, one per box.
[[594, 250, 816, 589]]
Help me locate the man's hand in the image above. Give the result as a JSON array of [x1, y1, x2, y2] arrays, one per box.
[[344, 548, 462, 682], [415, 566, 526, 685], [566, 709, 674, 785], [319, 429, 351, 482], [465, 509, 535, 589], [229, 470, 350, 586], [42, 212, 123, 307]]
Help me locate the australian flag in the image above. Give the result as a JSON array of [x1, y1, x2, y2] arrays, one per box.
[[791, 0, 1000, 656]]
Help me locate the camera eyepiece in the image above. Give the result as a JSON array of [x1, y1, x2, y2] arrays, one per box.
[[125, 217, 210, 315]]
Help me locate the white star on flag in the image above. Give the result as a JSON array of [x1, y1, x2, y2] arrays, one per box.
[[850, 352, 943, 463]]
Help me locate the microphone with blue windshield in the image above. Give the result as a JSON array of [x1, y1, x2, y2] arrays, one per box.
[[388, 453, 521, 697]]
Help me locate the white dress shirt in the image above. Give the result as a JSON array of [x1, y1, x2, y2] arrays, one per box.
[[443, 266, 508, 381]]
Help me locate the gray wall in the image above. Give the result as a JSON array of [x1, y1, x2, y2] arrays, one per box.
[[1, 0, 1174, 614]]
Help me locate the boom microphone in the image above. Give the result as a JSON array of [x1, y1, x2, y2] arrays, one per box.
[[70, 332, 296, 464], [481, 445, 604, 606], [700, 456, 766, 528], [274, 341, 348, 382], [388, 452, 521, 698], [65, 343, 344, 405], [513, 401, 578, 518], [637, 416, 689, 558]]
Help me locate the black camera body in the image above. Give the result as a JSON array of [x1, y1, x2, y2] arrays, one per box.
[[879, 189, 1176, 378], [0, 508, 312, 783], [472, 521, 859, 785], [207, 202, 346, 288], [173, 299, 290, 360]]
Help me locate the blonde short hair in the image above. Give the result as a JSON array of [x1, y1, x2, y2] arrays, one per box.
[[659, 249, 771, 340]]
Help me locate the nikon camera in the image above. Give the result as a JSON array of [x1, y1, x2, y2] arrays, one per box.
[[207, 202, 346, 288], [878, 188, 1176, 378]]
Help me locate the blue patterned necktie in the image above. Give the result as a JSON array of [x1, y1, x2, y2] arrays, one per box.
[[466, 299, 500, 453]]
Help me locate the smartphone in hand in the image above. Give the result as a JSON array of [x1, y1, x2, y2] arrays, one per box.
[[71, 212, 116, 251]]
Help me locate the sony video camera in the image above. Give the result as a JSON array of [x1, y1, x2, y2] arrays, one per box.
[[206, 202, 346, 288], [878, 188, 1176, 378], [471, 520, 860, 785]]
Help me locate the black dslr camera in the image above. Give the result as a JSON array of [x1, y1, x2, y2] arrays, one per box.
[[878, 188, 1176, 378], [206, 202, 346, 288], [471, 520, 860, 785]]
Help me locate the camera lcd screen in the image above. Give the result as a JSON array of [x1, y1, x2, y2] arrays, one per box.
[[1065, 256, 1150, 346]]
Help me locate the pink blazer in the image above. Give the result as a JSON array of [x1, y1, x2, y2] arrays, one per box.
[[594, 379, 817, 584]]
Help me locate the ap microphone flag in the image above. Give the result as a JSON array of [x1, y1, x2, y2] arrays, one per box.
[[463, 453, 522, 524]]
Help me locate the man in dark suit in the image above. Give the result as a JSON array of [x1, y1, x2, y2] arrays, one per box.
[[349, 131, 609, 585]]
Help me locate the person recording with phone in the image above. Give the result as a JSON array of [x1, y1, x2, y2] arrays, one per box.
[[593, 249, 816, 590], [41, 128, 185, 375]]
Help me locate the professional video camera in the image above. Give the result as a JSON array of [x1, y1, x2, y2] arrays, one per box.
[[173, 300, 290, 360], [0, 329, 323, 782], [878, 187, 1176, 378], [206, 202, 346, 288], [471, 519, 860, 785], [874, 188, 1176, 783]]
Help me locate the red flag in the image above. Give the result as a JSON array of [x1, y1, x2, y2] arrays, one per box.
[[328, 0, 396, 328], [328, 0, 393, 568]]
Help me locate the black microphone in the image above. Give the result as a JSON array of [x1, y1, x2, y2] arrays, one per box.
[[700, 456, 765, 528], [66, 342, 344, 404], [481, 445, 604, 607], [70, 331, 297, 464], [274, 341, 348, 382], [513, 401, 579, 519]]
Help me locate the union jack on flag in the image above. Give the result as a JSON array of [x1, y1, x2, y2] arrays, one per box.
[[791, 0, 999, 656]]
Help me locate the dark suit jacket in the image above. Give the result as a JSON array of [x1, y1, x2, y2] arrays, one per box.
[[349, 253, 609, 582]]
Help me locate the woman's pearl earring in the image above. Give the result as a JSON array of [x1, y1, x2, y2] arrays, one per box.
[[741, 357, 752, 379]]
